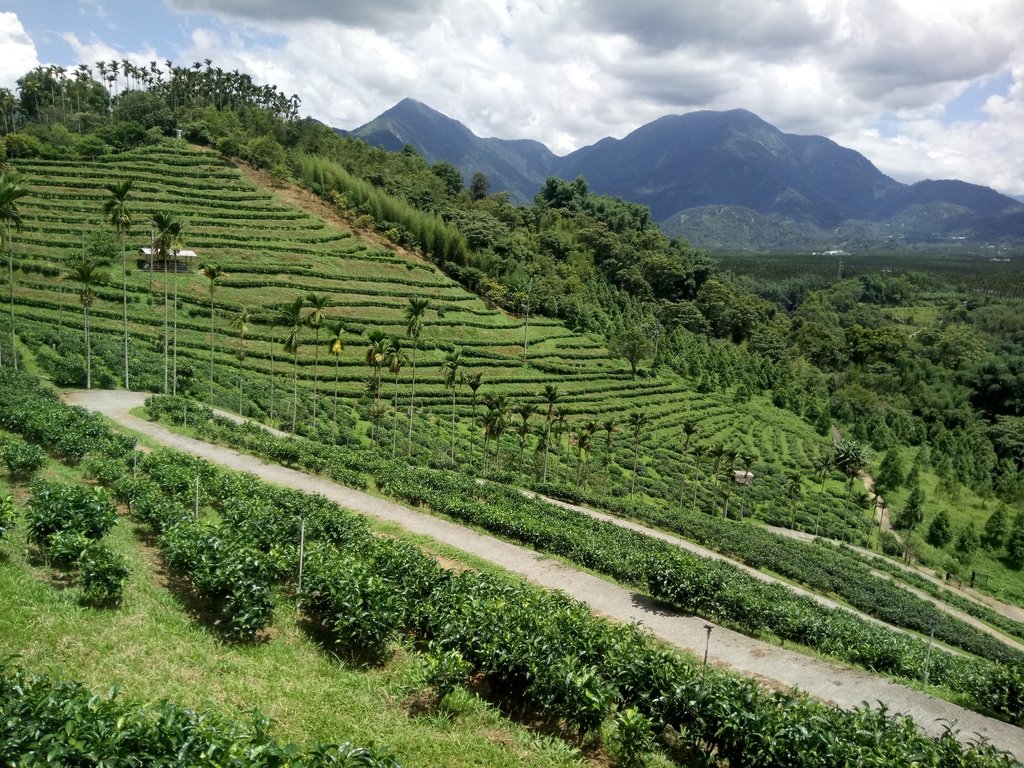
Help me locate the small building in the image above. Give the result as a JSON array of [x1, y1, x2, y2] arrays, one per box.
[[732, 469, 753, 486], [139, 246, 198, 273]]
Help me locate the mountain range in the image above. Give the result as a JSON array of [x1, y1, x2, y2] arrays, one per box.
[[349, 98, 1024, 251]]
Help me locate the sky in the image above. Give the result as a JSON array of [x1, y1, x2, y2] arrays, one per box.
[[2, 0, 1022, 196]]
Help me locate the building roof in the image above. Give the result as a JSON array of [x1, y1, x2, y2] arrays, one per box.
[[139, 246, 198, 259]]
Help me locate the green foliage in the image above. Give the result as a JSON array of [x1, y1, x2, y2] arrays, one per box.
[[927, 510, 953, 548], [956, 521, 980, 564], [25, 480, 116, 546], [1008, 513, 1024, 569], [983, 504, 1010, 550], [1, 437, 46, 479], [0, 664, 401, 767], [77, 541, 130, 606], [893, 485, 925, 532]]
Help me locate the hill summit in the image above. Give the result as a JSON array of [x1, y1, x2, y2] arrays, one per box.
[[351, 101, 1024, 250]]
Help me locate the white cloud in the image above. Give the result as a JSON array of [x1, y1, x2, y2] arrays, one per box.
[[0, 12, 39, 90], [11, 1, 1024, 194]]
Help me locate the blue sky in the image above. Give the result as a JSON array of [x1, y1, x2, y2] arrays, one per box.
[[2, 0, 1022, 195]]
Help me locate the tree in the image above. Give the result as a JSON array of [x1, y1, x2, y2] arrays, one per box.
[[874, 448, 905, 492], [200, 262, 225, 405], [542, 384, 560, 482], [515, 402, 537, 476], [893, 485, 925, 533], [65, 255, 107, 389], [281, 295, 305, 432], [228, 306, 250, 415], [404, 297, 431, 456], [833, 439, 868, 495], [304, 292, 330, 432], [469, 171, 490, 201], [812, 452, 833, 536], [786, 475, 802, 529], [365, 329, 388, 410], [0, 172, 29, 369], [150, 212, 184, 394], [1007, 512, 1024, 569], [690, 444, 709, 514], [982, 504, 1009, 551], [628, 411, 648, 496], [466, 371, 483, 466], [481, 392, 509, 472], [385, 337, 408, 458], [102, 178, 133, 389], [440, 348, 464, 463], [326, 321, 345, 438], [609, 322, 654, 378], [677, 421, 698, 506], [602, 418, 618, 470], [955, 521, 980, 565], [926, 510, 953, 548]]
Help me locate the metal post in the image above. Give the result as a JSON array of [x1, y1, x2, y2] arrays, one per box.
[[183, 403, 187, 427], [922, 624, 935, 685], [132, 452, 137, 478], [194, 476, 200, 520], [703, 624, 713, 668]]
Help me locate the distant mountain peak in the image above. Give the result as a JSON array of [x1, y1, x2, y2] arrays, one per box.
[[349, 101, 1024, 249]]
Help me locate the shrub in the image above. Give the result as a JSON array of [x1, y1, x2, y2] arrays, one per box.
[[879, 530, 903, 558], [0, 495, 14, 539], [1, 438, 47, 479], [26, 481, 117, 546], [78, 542, 130, 606]]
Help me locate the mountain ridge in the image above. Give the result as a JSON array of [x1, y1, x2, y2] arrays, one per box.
[[350, 100, 1024, 250]]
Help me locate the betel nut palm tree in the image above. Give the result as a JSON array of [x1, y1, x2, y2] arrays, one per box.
[[200, 262, 225, 405], [404, 296, 431, 456], [440, 347, 464, 463], [304, 292, 330, 432], [65, 254, 108, 390], [326, 320, 345, 437], [281, 295, 305, 433], [0, 171, 29, 369], [102, 178, 133, 389], [228, 305, 251, 415]]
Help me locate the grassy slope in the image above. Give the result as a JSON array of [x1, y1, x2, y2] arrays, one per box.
[[0, 454, 582, 768]]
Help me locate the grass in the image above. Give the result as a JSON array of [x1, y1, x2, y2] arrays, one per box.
[[0, 460, 584, 768]]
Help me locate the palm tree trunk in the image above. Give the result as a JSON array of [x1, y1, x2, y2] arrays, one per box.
[[84, 304, 91, 390], [691, 468, 702, 513], [237, 333, 244, 415], [291, 349, 298, 433], [208, 290, 215, 405], [392, 373, 400, 458], [269, 329, 276, 425], [406, 342, 417, 457], [121, 237, 129, 389], [542, 440, 550, 483], [333, 356, 339, 438], [172, 266, 179, 395], [450, 388, 457, 463], [631, 442, 639, 495], [163, 267, 169, 393], [7, 239, 16, 370], [311, 329, 320, 432]]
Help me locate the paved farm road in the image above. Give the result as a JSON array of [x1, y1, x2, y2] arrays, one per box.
[[65, 390, 1024, 759]]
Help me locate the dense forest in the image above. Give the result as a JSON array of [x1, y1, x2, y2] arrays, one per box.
[[2, 59, 1023, 584]]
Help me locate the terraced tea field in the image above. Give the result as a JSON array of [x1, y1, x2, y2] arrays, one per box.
[[8, 141, 831, 501]]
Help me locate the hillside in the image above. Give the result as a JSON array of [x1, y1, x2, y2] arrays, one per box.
[[8, 141, 837, 509]]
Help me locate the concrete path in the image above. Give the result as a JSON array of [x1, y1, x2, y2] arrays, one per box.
[[65, 390, 1024, 759]]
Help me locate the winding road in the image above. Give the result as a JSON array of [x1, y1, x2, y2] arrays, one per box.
[[65, 390, 1024, 759]]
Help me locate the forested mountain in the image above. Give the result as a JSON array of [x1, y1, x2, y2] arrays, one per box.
[[353, 102, 1024, 250], [349, 98, 557, 204]]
